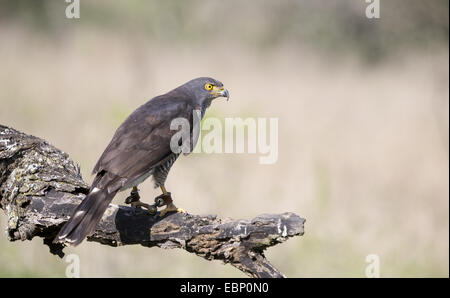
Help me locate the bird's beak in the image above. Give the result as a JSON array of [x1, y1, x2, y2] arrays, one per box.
[[212, 86, 230, 101], [221, 89, 230, 101]]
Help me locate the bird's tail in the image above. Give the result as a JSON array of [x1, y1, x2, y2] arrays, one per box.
[[54, 172, 120, 246]]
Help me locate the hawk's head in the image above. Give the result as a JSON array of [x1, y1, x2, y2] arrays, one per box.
[[178, 77, 229, 105]]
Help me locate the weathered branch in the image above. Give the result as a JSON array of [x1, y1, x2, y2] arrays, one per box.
[[0, 124, 305, 278]]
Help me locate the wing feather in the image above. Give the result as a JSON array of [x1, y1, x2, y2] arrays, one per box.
[[93, 95, 194, 185]]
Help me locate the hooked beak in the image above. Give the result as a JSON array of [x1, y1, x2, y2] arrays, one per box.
[[220, 89, 230, 101], [212, 86, 230, 101]]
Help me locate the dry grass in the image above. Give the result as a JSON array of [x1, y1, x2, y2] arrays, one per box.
[[0, 25, 448, 277]]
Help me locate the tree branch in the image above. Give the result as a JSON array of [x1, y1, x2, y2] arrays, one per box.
[[0, 124, 305, 278]]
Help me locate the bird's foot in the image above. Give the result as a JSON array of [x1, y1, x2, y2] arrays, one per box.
[[153, 192, 185, 217], [131, 201, 157, 214], [125, 188, 157, 214], [159, 202, 186, 217]]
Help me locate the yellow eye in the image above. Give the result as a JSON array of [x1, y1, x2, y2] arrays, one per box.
[[204, 83, 213, 91]]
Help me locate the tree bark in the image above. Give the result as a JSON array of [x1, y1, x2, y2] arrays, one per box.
[[0, 124, 305, 278]]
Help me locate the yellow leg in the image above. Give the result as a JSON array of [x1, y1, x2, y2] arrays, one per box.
[[158, 186, 185, 217]]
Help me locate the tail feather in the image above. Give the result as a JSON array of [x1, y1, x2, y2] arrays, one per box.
[[54, 172, 121, 246]]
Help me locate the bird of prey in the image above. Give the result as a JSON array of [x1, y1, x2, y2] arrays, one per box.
[[54, 77, 229, 246]]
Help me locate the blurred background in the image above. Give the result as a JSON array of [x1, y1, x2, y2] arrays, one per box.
[[0, 0, 448, 277]]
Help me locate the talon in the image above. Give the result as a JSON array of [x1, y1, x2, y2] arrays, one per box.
[[131, 201, 157, 214], [159, 202, 185, 217], [126, 187, 157, 214], [147, 205, 158, 215]]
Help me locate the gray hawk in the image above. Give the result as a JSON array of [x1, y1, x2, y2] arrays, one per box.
[[54, 77, 229, 246]]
